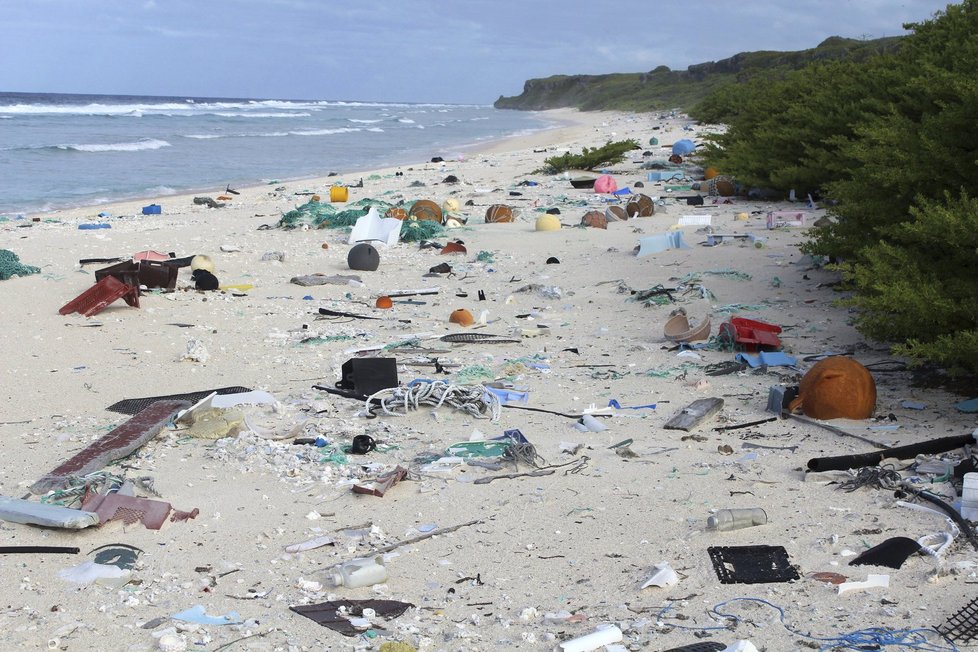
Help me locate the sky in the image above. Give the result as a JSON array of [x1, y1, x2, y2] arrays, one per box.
[[0, 0, 957, 104]]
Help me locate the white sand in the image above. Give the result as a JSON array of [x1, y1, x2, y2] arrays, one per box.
[[0, 109, 975, 652]]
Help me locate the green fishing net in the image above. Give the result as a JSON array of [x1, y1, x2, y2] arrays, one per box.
[[399, 219, 445, 242], [0, 249, 40, 280], [277, 198, 395, 230]]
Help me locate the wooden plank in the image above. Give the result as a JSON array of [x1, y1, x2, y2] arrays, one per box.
[[664, 398, 724, 431]]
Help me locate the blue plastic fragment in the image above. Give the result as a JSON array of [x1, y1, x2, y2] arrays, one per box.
[[78, 223, 111, 230], [955, 398, 978, 413], [735, 351, 798, 368], [483, 385, 529, 405], [900, 400, 927, 410], [501, 429, 529, 444], [172, 605, 242, 625], [608, 399, 656, 410]]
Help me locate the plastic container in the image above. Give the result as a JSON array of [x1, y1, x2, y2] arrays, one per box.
[[327, 555, 387, 588], [707, 507, 767, 531], [961, 472, 978, 520], [329, 186, 348, 203]]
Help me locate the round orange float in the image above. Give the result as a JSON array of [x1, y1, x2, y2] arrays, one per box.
[[449, 308, 474, 326]]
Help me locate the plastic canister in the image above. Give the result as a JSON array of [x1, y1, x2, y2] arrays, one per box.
[[330, 186, 349, 203], [707, 507, 767, 531], [327, 555, 387, 588], [961, 473, 978, 520]]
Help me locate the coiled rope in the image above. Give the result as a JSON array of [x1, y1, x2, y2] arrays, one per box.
[[365, 381, 501, 420]]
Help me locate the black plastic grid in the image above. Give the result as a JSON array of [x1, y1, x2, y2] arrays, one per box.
[[708, 545, 800, 584], [105, 386, 251, 415], [937, 597, 978, 643]]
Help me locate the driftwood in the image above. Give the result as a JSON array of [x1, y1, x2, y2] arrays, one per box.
[[664, 398, 724, 431]]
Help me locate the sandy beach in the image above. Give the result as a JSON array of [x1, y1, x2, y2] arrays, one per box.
[[1, 108, 976, 652]]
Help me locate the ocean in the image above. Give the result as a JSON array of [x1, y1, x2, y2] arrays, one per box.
[[0, 92, 554, 216]]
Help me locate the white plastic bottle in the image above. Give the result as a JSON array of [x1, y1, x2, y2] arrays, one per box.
[[707, 507, 767, 531], [961, 472, 978, 520], [327, 555, 388, 588]]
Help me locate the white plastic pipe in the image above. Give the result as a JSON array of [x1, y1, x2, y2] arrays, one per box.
[[558, 625, 623, 652]]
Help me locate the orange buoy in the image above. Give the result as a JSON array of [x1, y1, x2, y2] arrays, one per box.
[[449, 308, 474, 326], [375, 295, 393, 309], [789, 356, 876, 420], [409, 200, 442, 222], [485, 204, 514, 223]]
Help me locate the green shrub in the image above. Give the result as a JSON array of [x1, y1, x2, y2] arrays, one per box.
[[842, 191, 978, 372], [538, 139, 640, 174]]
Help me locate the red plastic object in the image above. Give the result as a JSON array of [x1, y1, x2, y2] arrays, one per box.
[[718, 317, 782, 351], [30, 399, 189, 494], [59, 275, 139, 317]]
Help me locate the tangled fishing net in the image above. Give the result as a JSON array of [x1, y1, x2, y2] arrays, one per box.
[[398, 219, 445, 242], [277, 198, 394, 230], [0, 249, 41, 280]]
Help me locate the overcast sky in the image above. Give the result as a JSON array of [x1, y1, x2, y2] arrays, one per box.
[[0, 0, 956, 104]]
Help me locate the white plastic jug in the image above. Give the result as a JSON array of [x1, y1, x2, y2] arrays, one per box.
[[327, 555, 388, 588]]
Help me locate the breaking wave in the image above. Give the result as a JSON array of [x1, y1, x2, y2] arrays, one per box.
[[56, 138, 172, 152]]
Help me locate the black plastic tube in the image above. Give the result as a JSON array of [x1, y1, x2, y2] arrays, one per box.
[[0, 546, 79, 554], [807, 433, 975, 473]]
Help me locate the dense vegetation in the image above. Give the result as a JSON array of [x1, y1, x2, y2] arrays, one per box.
[[494, 36, 902, 112], [691, 1, 978, 373], [537, 139, 640, 174]]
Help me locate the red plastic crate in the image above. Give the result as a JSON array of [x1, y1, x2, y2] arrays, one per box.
[[718, 317, 782, 351], [59, 275, 139, 317]]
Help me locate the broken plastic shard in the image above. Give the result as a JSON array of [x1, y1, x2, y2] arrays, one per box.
[[574, 414, 607, 433], [641, 561, 679, 589], [837, 573, 889, 595], [285, 535, 335, 554], [59, 560, 131, 588], [0, 495, 99, 529]]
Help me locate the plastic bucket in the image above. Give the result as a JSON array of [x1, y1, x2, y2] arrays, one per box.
[[330, 186, 348, 203]]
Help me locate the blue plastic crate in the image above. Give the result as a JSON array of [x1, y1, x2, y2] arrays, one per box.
[[141, 204, 162, 215]]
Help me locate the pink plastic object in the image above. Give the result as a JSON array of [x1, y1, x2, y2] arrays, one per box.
[[718, 317, 782, 351], [132, 250, 170, 262], [81, 493, 172, 530], [593, 175, 618, 194]]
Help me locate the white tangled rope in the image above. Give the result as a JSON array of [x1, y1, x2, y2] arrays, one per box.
[[365, 381, 501, 420]]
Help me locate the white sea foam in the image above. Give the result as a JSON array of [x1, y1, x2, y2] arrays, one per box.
[[58, 138, 171, 152], [0, 99, 459, 117], [212, 111, 311, 118], [287, 127, 361, 136]]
